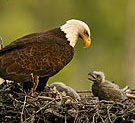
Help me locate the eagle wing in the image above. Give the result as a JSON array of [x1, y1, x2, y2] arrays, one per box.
[[0, 34, 74, 80]]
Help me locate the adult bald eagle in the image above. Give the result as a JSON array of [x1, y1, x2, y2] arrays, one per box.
[[0, 19, 91, 92]]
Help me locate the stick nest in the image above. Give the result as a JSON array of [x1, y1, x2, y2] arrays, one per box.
[[0, 81, 135, 123]]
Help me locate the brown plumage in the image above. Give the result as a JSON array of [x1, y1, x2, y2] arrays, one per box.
[[0, 28, 73, 91], [0, 19, 91, 92], [88, 71, 126, 102]]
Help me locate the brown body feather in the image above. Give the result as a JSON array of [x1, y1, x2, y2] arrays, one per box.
[[0, 28, 74, 83]]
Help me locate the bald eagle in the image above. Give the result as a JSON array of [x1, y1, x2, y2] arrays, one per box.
[[0, 19, 91, 92]]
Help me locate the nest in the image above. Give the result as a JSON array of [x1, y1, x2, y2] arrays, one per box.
[[0, 81, 135, 123]]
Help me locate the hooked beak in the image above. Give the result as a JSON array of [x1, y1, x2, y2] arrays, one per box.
[[81, 34, 91, 48]]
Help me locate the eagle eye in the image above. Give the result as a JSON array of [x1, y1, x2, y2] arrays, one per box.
[[84, 30, 89, 37]]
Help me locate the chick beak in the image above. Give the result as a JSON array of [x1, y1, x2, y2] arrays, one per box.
[[88, 72, 96, 81]]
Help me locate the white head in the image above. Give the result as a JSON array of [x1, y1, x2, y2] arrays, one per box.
[[60, 19, 91, 48]]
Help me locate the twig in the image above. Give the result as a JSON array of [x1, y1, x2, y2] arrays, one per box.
[[27, 95, 54, 102], [36, 99, 56, 114], [9, 93, 24, 104], [121, 85, 129, 92], [74, 110, 79, 123], [14, 98, 25, 104], [97, 112, 104, 123], [37, 95, 54, 100], [76, 90, 91, 93], [126, 93, 135, 99], [92, 113, 96, 123], [46, 109, 65, 119], [30, 114, 35, 123], [65, 114, 67, 123], [106, 105, 113, 123], [21, 95, 27, 123]]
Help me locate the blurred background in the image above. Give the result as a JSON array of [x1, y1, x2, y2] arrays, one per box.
[[0, 0, 134, 90]]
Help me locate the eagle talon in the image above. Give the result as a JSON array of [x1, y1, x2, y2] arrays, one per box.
[[30, 73, 40, 92], [31, 73, 34, 84], [32, 75, 39, 91]]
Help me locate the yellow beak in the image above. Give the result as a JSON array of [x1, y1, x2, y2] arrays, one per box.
[[81, 34, 91, 48]]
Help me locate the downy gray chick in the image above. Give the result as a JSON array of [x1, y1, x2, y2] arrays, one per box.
[[50, 82, 80, 100], [88, 71, 126, 102]]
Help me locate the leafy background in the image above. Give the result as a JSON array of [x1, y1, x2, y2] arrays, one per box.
[[0, 0, 134, 90]]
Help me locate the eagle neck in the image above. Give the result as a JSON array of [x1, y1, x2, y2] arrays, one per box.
[[60, 25, 79, 47], [45, 28, 67, 41]]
